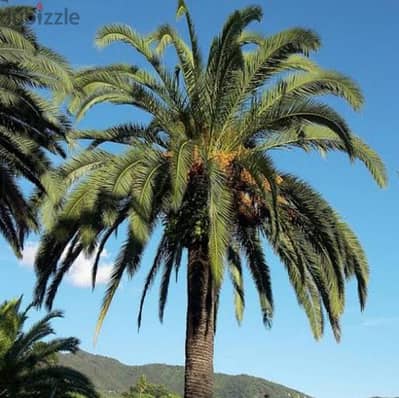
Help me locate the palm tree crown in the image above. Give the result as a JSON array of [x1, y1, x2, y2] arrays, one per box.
[[34, 1, 386, 344], [0, 6, 71, 255], [0, 297, 98, 398]]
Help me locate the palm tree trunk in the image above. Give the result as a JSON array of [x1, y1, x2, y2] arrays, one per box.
[[184, 242, 215, 398]]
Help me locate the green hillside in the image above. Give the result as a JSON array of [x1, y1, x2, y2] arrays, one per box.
[[59, 350, 311, 398]]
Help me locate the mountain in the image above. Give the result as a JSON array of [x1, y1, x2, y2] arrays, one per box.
[[59, 350, 312, 398]]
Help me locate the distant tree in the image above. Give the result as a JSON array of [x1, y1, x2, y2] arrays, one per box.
[[0, 297, 98, 398], [122, 375, 180, 398]]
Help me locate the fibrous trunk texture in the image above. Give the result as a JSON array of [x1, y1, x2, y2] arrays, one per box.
[[184, 243, 215, 398]]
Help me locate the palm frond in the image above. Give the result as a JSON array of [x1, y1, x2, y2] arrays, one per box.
[[238, 225, 273, 327], [227, 245, 245, 324], [257, 125, 387, 187], [95, 231, 146, 341], [207, 161, 233, 286]]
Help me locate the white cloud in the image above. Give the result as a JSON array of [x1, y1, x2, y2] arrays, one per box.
[[20, 242, 113, 288], [20, 242, 39, 269], [65, 252, 112, 288]]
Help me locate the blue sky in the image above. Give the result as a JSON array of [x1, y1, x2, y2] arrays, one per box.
[[0, 1, 398, 397]]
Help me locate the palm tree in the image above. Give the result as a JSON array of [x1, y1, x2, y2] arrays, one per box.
[[33, 2, 387, 397], [0, 297, 98, 397], [0, 6, 71, 256]]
